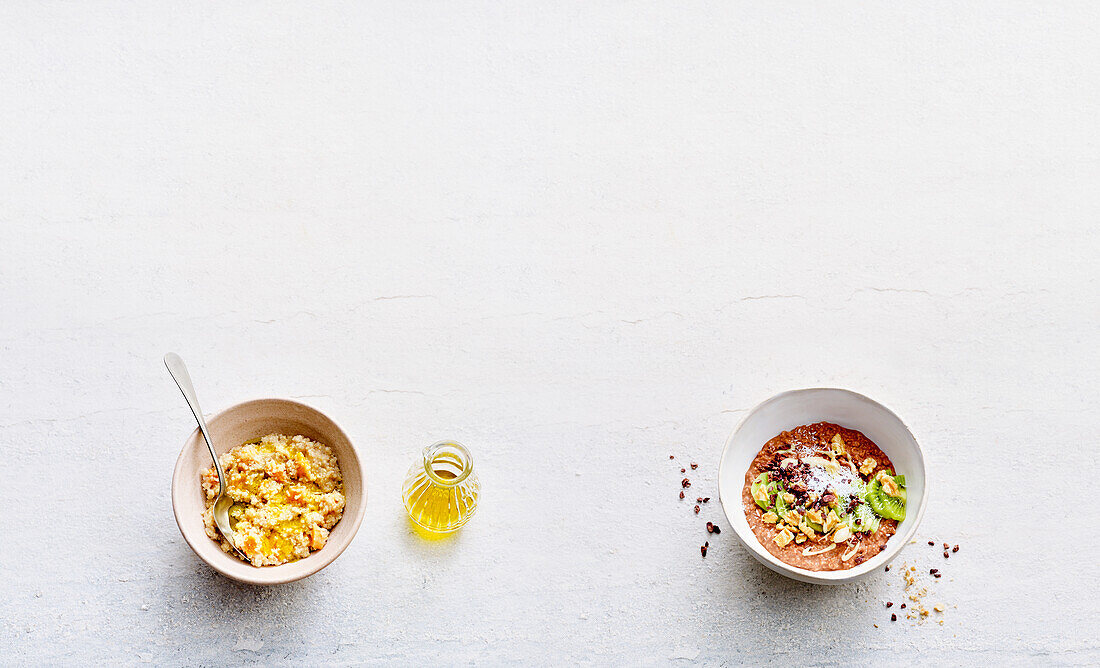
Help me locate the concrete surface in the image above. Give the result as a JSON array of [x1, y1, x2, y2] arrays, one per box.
[[1, 2, 1098, 665]]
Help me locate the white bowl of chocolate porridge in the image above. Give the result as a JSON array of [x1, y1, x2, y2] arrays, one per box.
[[718, 388, 927, 585]]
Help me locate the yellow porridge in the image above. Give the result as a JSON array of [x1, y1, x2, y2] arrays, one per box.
[[202, 433, 345, 567]]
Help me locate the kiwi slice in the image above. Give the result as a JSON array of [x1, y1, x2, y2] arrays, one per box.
[[751, 473, 772, 510], [865, 485, 888, 517], [774, 487, 790, 516], [866, 481, 906, 521], [851, 503, 881, 533]]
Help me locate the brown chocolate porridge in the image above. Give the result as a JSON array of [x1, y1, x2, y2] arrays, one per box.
[[742, 422, 908, 571]]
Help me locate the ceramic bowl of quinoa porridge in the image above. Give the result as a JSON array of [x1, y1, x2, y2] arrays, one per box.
[[717, 389, 927, 585], [171, 399, 366, 585]]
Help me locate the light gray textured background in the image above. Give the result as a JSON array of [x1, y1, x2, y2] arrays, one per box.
[[2, 2, 1098, 666]]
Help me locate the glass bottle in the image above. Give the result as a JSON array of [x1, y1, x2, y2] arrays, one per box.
[[402, 440, 480, 533]]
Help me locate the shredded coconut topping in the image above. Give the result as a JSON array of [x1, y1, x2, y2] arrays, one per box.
[[803, 456, 864, 499]]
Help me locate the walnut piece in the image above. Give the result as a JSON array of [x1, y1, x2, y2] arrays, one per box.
[[881, 477, 902, 498], [831, 433, 847, 456]]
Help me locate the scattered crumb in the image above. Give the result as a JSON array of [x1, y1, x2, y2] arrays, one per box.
[[890, 541, 959, 626]]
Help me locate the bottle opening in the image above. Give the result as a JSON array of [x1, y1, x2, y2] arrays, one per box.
[[423, 440, 473, 487]]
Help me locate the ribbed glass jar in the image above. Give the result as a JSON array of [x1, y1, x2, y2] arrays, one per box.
[[402, 440, 480, 533]]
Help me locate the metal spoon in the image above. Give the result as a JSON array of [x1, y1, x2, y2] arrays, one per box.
[[163, 353, 248, 562]]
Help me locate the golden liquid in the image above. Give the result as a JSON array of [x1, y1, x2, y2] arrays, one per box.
[[402, 449, 480, 533]]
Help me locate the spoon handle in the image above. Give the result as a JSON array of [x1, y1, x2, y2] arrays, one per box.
[[163, 353, 227, 488]]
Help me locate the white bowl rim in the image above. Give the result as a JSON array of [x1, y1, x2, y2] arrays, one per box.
[[170, 397, 366, 585], [717, 387, 929, 584]]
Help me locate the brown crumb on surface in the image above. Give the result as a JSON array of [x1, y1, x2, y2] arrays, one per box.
[[681, 478, 691, 488], [700, 544, 708, 557], [894, 551, 957, 626], [694, 505, 700, 514], [691, 463, 698, 470]]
